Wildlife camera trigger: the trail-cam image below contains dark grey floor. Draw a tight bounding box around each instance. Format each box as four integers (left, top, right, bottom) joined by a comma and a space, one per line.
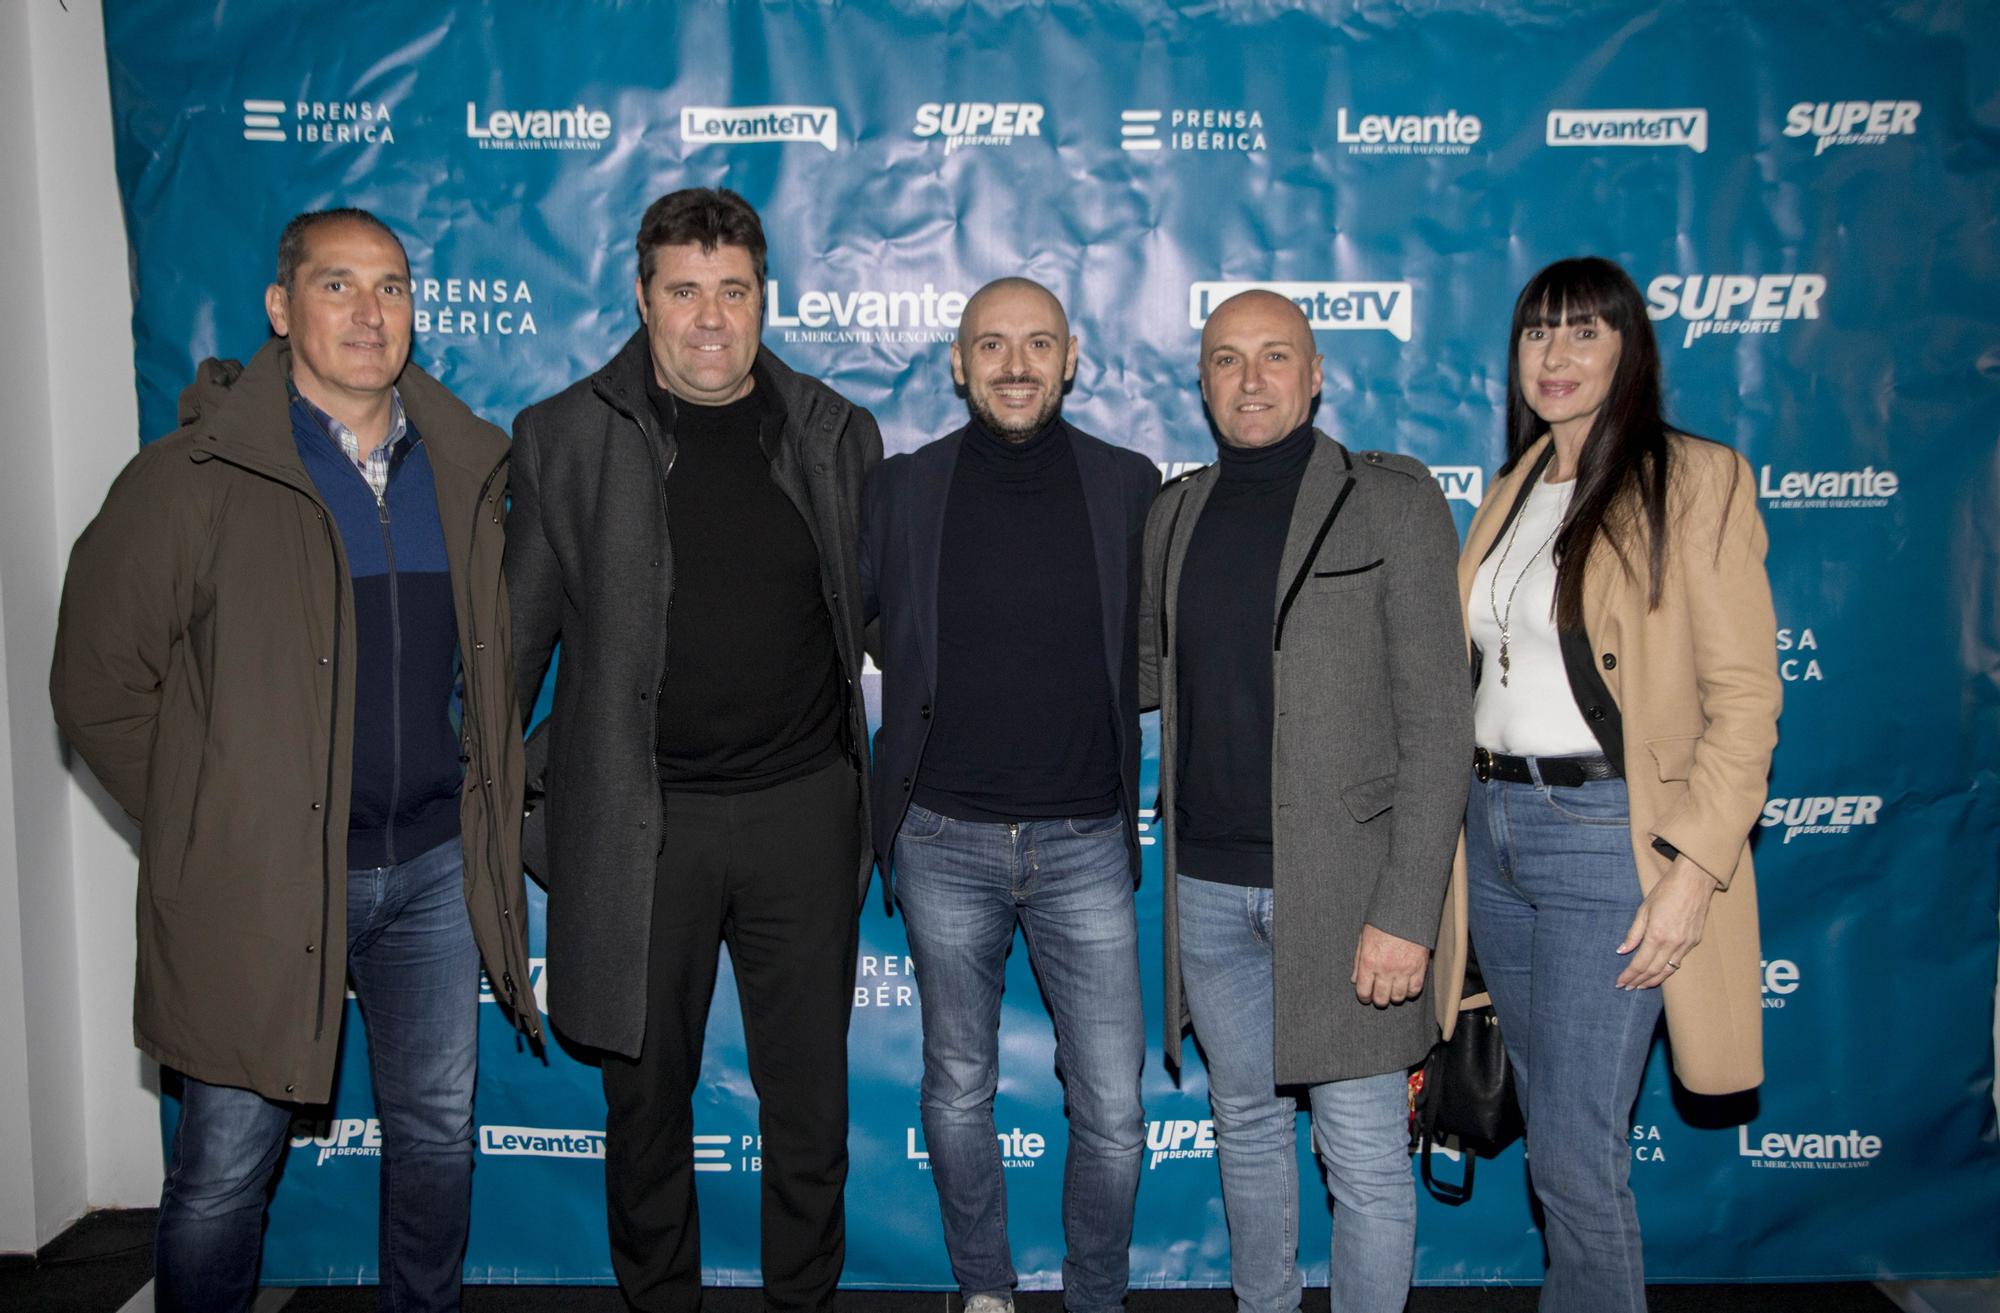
0, 1210, 1905, 1313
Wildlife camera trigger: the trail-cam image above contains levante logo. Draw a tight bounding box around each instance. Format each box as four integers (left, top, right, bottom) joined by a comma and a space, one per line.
1335, 106, 1482, 156
1738, 1125, 1882, 1169
1546, 108, 1707, 152
765, 279, 968, 345
464, 101, 611, 150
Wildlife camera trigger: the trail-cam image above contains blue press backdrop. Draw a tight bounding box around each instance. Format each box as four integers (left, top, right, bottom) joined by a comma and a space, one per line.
100, 0, 2000, 1288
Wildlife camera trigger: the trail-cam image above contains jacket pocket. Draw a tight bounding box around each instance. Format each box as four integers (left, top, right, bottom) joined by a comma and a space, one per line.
1645, 734, 1700, 782
1341, 771, 1398, 823
1312, 558, 1384, 579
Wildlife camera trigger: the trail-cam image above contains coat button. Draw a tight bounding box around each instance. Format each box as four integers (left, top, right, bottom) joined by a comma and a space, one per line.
285, 1084, 296, 1094
639, 691, 649, 701
305, 943, 315, 954
311, 801, 322, 811
1588, 706, 1606, 721
919, 704, 931, 719
639, 819, 648, 828
1601, 652, 1617, 670
318, 657, 329, 666
475, 641, 486, 651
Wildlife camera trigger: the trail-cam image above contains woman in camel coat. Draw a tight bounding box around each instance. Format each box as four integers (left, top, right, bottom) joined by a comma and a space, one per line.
1431, 257, 1781, 1313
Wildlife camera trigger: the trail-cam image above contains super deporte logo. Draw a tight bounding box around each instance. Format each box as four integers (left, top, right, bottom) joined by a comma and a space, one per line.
681, 105, 838, 151
1546, 108, 1707, 153
1784, 101, 1920, 156
1645, 274, 1825, 349
289, 1117, 380, 1167
1189, 281, 1413, 342
1760, 795, 1882, 844
1146, 1118, 1216, 1169
913, 102, 1045, 153
465, 101, 611, 150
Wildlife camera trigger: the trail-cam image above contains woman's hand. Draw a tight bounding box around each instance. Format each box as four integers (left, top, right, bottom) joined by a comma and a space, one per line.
1616, 855, 1718, 989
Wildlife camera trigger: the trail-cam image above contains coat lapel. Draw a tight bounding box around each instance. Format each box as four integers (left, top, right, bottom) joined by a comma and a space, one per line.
1272, 432, 1356, 650
1160, 466, 1219, 662
906, 431, 962, 694
1069, 428, 1126, 693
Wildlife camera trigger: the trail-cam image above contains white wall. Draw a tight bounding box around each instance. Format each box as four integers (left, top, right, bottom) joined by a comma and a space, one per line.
0, 0, 157, 1255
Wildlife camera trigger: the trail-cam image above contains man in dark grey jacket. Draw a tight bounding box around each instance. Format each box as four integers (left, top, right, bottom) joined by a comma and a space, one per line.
506, 188, 880, 1313
1138, 290, 1470, 1313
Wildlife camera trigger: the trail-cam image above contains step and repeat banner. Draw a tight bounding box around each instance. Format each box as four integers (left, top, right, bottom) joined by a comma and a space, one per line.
103, 0, 1998, 1290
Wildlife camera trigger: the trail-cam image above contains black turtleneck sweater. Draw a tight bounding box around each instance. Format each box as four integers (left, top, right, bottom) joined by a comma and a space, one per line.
914, 420, 1120, 822
1175, 422, 1315, 886
647, 369, 843, 793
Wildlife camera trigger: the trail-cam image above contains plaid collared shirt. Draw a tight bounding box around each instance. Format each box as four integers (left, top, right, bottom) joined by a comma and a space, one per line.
295, 388, 411, 502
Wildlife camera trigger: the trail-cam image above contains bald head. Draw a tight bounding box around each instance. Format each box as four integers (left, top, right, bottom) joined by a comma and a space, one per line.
951, 277, 1079, 439
958, 277, 1069, 347
1199, 289, 1323, 448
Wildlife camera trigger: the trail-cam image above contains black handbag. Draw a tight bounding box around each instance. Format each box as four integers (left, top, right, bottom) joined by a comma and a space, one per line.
1411, 954, 1523, 1204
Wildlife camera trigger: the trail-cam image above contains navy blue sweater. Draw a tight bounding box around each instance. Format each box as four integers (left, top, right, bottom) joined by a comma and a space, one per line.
293, 399, 463, 868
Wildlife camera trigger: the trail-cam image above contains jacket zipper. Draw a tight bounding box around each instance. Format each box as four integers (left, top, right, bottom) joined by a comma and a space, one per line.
313, 506, 341, 1042
376, 487, 403, 864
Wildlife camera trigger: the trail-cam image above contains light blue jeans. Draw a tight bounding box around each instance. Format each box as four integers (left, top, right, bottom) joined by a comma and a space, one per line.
1464, 768, 1663, 1313
1175, 875, 1416, 1313
155, 836, 480, 1313
893, 804, 1146, 1313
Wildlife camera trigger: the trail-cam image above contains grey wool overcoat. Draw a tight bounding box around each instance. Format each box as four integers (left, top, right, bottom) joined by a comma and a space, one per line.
1139, 431, 1472, 1085
507, 330, 882, 1059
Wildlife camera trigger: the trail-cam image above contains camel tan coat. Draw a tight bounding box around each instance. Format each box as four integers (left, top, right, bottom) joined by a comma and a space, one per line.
1431, 432, 1779, 1095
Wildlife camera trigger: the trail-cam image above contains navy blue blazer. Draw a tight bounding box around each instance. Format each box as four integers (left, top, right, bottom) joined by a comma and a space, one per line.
860, 420, 1161, 897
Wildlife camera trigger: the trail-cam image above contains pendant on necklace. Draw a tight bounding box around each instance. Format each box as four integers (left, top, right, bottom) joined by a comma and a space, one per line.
1498, 637, 1511, 687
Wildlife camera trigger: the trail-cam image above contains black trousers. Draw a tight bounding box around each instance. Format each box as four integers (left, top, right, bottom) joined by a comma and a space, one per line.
601, 757, 863, 1313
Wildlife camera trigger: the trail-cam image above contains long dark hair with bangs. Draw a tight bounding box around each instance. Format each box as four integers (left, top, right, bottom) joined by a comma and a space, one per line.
1503, 256, 1672, 630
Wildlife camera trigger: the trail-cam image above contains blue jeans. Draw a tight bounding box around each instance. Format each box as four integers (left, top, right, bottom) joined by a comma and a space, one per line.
1175, 876, 1415, 1313
893, 805, 1145, 1313
1463, 769, 1662, 1313
154, 836, 481, 1313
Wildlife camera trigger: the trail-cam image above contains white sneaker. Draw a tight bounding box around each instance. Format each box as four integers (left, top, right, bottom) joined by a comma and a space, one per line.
963, 1295, 1014, 1313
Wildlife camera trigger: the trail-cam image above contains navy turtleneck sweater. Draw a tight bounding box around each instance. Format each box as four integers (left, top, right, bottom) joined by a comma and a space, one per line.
1175, 422, 1315, 886
914, 418, 1120, 822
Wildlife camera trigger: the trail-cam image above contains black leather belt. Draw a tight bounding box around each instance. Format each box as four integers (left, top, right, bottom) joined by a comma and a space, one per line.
1474, 747, 1621, 787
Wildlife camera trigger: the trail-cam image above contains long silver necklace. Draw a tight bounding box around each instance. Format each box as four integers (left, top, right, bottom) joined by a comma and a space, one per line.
1487, 485, 1564, 687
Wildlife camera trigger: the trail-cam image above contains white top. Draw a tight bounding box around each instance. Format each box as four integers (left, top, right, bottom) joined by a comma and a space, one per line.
1468, 473, 1602, 757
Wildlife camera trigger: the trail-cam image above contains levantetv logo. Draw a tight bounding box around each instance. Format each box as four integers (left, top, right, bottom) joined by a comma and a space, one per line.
1645, 274, 1826, 349
1784, 101, 1920, 156
465, 102, 611, 150
1335, 107, 1481, 155
479, 1125, 606, 1159
681, 105, 838, 151
1429, 466, 1483, 505
1547, 108, 1707, 153
1189, 281, 1413, 342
